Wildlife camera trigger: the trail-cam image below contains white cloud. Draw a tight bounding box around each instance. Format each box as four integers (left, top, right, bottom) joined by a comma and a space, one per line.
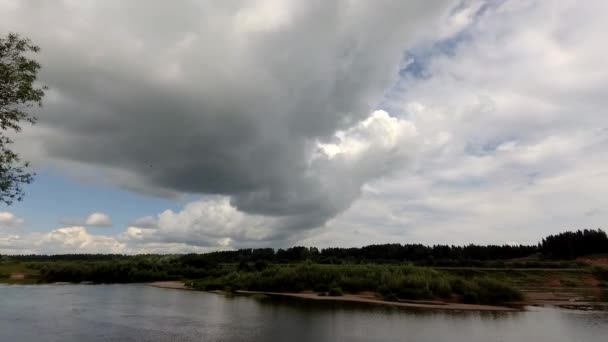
0, 226, 225, 255
61, 212, 113, 227
0, 227, 125, 254
123, 196, 282, 248
85, 212, 113, 227
310, 0, 608, 246
0, 212, 25, 228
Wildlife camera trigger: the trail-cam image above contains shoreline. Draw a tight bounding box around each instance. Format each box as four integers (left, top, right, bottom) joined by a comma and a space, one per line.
147, 281, 519, 312
148, 281, 193, 290
148, 281, 608, 311
235, 290, 521, 312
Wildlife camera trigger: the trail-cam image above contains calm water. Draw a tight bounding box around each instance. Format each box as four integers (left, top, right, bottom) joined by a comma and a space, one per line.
1, 284, 607, 342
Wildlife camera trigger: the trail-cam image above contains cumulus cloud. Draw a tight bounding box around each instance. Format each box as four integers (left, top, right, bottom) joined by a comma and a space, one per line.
0, 0, 451, 241
130, 216, 158, 229
0, 212, 25, 229
0, 225, 232, 255
0, 227, 125, 254
85, 212, 113, 227
123, 197, 278, 249
61, 212, 113, 227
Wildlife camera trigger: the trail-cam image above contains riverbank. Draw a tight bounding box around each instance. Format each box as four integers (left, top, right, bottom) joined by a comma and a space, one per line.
148, 281, 192, 290
149, 280, 608, 311
236, 290, 521, 311
148, 281, 518, 311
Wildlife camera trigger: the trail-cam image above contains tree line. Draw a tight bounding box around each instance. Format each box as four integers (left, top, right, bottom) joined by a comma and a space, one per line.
4, 229, 606, 265
540, 229, 608, 259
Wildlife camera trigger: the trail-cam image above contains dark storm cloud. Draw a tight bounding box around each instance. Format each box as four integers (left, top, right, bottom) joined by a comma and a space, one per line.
1, 0, 451, 231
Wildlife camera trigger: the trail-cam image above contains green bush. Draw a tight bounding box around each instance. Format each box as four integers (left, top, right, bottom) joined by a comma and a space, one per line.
328, 287, 343, 296
474, 278, 523, 304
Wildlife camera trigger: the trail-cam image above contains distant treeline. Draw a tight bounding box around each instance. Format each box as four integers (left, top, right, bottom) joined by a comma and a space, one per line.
540, 229, 608, 259
2, 229, 607, 265
0, 229, 606, 291
179, 244, 540, 267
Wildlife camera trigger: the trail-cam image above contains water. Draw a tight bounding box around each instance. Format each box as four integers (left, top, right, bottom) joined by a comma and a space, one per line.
1, 284, 607, 342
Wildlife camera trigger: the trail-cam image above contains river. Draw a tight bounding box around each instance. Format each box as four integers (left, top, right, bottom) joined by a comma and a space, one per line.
1, 284, 607, 341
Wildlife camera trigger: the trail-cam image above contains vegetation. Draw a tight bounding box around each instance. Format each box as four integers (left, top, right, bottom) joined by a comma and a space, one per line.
2, 229, 608, 306
0, 33, 46, 204
5, 229, 606, 267
189, 263, 522, 304
540, 229, 608, 259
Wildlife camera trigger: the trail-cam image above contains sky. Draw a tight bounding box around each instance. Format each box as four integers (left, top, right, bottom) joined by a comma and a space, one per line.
1, 0, 607, 254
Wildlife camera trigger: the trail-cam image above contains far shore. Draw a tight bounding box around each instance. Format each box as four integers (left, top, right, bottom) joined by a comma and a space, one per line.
148, 281, 193, 290
147, 281, 519, 312
148, 281, 608, 312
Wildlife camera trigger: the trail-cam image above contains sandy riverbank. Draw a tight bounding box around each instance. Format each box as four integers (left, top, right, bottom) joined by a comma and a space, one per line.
148, 281, 193, 290
147, 281, 519, 311
148, 281, 608, 311
236, 290, 521, 311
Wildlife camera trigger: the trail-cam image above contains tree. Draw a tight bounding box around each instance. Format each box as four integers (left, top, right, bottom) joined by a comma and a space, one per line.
0, 33, 46, 204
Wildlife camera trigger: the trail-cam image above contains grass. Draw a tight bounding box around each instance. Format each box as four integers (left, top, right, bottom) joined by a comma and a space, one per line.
0, 262, 40, 284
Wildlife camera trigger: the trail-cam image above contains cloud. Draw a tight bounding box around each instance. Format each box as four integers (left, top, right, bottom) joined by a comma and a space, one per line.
61, 212, 113, 227
85, 212, 113, 227
0, 226, 225, 255
303, 0, 608, 246
0, 212, 24, 228
130, 216, 157, 229
1, 0, 452, 240
122, 196, 283, 249
2, 0, 608, 254
0, 227, 125, 254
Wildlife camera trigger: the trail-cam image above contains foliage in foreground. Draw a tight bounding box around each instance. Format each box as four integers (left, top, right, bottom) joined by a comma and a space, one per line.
0, 33, 46, 204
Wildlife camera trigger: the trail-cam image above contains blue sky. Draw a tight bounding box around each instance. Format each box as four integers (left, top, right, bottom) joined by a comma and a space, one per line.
5, 170, 180, 235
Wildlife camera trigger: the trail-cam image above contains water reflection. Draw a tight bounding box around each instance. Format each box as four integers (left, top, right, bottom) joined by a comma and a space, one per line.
0, 284, 606, 342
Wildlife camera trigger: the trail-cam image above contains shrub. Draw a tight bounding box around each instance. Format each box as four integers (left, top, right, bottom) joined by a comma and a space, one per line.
328, 287, 343, 296
474, 278, 523, 304
429, 277, 452, 298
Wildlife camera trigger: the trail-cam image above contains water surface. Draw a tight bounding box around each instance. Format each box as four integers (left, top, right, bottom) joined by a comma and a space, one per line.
1, 284, 607, 341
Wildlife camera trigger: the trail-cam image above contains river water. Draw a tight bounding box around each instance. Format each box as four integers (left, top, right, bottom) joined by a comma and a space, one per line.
1, 284, 607, 341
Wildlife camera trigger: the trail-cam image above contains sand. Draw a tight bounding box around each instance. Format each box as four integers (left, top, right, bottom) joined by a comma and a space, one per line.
236, 290, 521, 311
148, 281, 192, 290
147, 281, 519, 311
148, 281, 608, 311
